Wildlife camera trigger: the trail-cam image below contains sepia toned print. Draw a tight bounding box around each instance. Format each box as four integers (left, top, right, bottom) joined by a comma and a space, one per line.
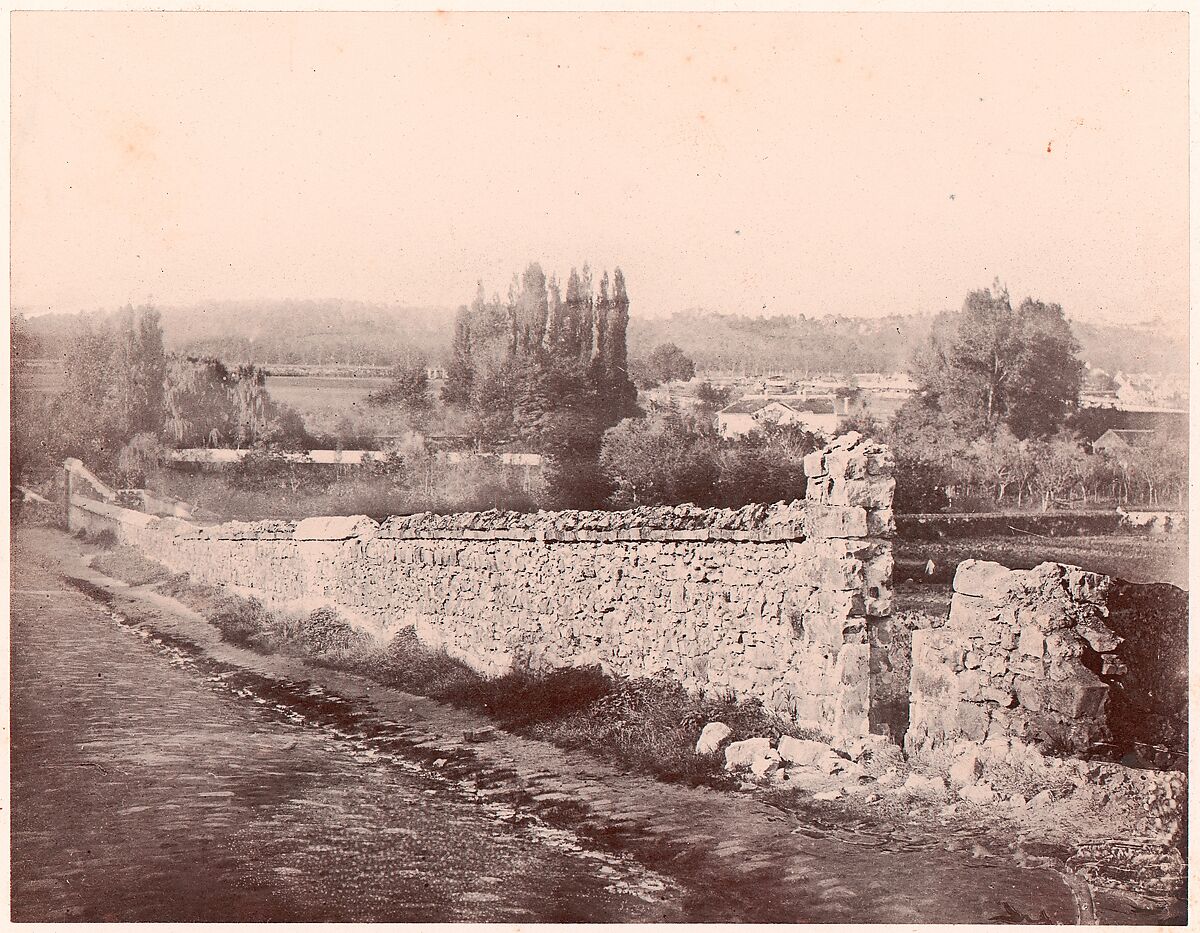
9, 10, 1188, 924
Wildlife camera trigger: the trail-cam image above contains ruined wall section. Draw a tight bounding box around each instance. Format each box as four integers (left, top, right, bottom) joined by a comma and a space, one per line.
68, 433, 895, 741
907, 559, 1148, 757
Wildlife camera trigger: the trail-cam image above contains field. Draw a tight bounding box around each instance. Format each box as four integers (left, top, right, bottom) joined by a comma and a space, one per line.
263, 374, 391, 411
894, 530, 1188, 619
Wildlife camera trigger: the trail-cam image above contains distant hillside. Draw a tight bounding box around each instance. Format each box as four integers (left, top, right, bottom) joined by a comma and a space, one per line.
627, 311, 937, 374
12, 302, 1187, 378
629, 309, 1187, 378
1070, 316, 1188, 377
13, 301, 458, 367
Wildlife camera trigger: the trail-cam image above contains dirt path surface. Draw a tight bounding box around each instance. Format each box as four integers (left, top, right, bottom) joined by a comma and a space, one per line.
10, 527, 1168, 923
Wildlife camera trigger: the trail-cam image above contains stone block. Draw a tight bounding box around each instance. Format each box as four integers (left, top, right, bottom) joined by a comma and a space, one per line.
1013, 677, 1048, 713
1065, 567, 1110, 605
1076, 617, 1121, 654
1018, 625, 1045, 658
825, 476, 896, 510
962, 670, 991, 702
865, 507, 896, 537
953, 560, 1016, 600
695, 721, 733, 754
956, 701, 991, 742
957, 782, 999, 805
725, 737, 772, 770
1048, 670, 1109, 720
947, 595, 990, 635
777, 736, 835, 767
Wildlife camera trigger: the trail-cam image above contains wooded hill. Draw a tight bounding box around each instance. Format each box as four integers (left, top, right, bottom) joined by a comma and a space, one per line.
13, 302, 1188, 378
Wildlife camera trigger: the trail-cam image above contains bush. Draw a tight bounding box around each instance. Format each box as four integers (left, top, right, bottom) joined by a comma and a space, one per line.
90, 529, 118, 550
443, 665, 613, 731
207, 594, 274, 647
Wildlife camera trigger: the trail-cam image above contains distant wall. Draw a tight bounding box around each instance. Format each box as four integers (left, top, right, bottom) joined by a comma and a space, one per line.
68, 433, 897, 741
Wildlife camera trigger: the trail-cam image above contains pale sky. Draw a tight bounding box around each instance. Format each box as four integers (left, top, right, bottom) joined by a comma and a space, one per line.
10, 12, 1190, 323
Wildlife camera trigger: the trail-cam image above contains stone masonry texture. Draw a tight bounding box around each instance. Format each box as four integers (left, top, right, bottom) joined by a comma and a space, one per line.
906, 558, 1187, 758
66, 433, 896, 741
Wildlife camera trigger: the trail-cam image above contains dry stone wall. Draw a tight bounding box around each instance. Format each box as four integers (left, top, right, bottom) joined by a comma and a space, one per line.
67, 433, 896, 741
907, 558, 1186, 759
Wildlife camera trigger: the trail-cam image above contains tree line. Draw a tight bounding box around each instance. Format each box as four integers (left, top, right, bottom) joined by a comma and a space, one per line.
850, 281, 1186, 512
11, 306, 312, 484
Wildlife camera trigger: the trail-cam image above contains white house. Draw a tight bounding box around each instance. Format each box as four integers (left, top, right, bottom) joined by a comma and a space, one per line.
716, 397, 840, 438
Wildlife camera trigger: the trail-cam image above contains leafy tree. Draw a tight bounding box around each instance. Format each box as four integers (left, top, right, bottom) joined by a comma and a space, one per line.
110, 306, 167, 436
837, 411, 884, 442
694, 381, 732, 414
116, 433, 167, 487
892, 453, 951, 513
602, 269, 638, 420
1027, 432, 1088, 511
914, 282, 1083, 440
164, 356, 238, 447
448, 262, 638, 504
631, 342, 696, 388
1120, 435, 1188, 507
229, 364, 272, 448
599, 410, 720, 507
369, 354, 432, 414
442, 303, 475, 405
46, 307, 167, 470
968, 427, 1026, 503
715, 423, 819, 505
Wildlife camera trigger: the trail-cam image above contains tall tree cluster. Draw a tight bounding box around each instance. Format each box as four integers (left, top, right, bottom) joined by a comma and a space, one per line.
441, 262, 638, 502
46, 306, 168, 469
31, 308, 309, 477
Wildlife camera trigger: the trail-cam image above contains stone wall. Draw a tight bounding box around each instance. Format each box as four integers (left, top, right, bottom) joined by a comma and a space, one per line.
907, 558, 1187, 759
67, 433, 896, 741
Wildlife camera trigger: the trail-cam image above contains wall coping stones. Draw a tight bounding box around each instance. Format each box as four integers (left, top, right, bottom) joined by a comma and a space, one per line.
70, 494, 158, 528
293, 515, 379, 541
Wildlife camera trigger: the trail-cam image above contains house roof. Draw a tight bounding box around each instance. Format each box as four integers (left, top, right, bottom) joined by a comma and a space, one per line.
719, 398, 772, 415
719, 396, 837, 416
795, 397, 835, 415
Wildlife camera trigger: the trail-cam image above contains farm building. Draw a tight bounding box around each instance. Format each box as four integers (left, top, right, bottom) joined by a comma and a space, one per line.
716, 396, 840, 438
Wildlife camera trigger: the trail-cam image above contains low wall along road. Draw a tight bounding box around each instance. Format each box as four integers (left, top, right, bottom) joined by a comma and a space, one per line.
67, 434, 896, 742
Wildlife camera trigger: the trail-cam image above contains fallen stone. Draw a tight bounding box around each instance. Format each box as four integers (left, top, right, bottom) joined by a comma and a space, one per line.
813, 789, 842, 801
835, 761, 867, 782
817, 751, 847, 775
837, 733, 893, 762
939, 804, 959, 817
725, 737, 772, 770
902, 773, 947, 796
785, 771, 830, 793
1028, 789, 1055, 809
695, 721, 733, 754
777, 736, 833, 767
958, 782, 998, 805
750, 753, 781, 778
1010, 794, 1028, 810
